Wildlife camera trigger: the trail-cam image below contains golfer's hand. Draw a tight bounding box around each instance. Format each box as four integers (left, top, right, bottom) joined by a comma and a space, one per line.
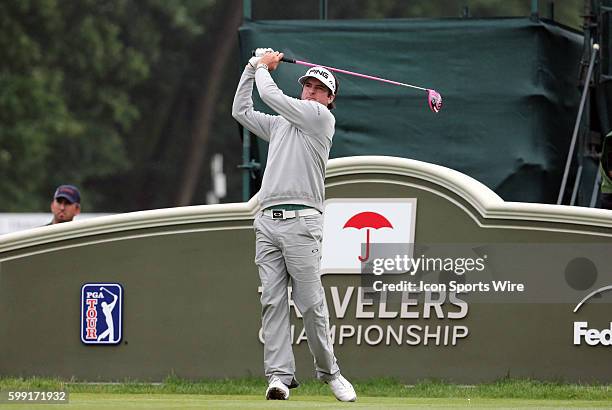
259, 51, 284, 71
254, 48, 274, 57
248, 48, 274, 68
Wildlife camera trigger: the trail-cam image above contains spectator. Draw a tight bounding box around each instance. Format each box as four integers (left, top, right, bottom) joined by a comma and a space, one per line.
48, 185, 81, 225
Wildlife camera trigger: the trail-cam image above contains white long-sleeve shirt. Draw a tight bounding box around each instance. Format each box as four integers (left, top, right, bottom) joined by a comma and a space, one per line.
232, 65, 335, 212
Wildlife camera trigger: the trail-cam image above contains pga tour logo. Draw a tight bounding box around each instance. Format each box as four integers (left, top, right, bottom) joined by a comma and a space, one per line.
321, 198, 416, 274
81, 283, 123, 345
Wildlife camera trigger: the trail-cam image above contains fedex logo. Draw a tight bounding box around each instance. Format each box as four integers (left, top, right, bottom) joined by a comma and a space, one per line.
572, 285, 612, 347
574, 322, 612, 346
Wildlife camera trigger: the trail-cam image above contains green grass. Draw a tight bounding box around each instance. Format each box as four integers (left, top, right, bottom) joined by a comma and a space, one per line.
0, 378, 611, 409
1, 376, 612, 401
2, 394, 612, 409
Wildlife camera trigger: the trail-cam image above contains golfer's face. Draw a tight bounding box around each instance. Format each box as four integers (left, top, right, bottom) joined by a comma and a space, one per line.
301, 78, 334, 107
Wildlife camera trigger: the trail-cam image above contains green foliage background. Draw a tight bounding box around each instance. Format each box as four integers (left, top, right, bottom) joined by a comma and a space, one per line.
0, 0, 584, 212
0, 0, 218, 211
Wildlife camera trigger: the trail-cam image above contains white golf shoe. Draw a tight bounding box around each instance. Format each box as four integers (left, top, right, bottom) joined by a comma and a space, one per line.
328, 374, 357, 402
265, 376, 289, 400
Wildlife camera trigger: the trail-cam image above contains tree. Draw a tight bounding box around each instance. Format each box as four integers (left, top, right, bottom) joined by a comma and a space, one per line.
0, 0, 216, 212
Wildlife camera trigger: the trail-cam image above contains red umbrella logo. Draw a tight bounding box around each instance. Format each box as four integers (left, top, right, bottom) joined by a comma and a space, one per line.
343, 211, 393, 262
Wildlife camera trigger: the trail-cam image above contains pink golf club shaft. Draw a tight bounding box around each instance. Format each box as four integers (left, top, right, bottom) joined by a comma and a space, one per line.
280, 55, 443, 113
282, 57, 428, 92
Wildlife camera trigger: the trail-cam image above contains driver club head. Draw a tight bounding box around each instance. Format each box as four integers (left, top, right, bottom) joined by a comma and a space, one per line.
427, 89, 443, 113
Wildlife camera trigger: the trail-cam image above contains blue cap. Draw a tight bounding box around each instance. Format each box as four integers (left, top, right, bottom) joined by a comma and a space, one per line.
53, 185, 81, 204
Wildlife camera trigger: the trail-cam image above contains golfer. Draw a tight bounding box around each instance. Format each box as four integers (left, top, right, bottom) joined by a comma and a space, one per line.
97, 287, 118, 342
232, 49, 356, 402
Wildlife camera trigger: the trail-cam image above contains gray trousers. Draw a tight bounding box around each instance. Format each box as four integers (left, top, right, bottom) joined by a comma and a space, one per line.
254, 212, 340, 385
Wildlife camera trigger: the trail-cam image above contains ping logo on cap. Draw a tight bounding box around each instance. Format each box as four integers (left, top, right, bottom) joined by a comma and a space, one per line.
298, 66, 336, 95
309, 68, 329, 79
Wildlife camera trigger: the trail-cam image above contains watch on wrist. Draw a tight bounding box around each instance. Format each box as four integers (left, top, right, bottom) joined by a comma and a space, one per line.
257, 63, 269, 71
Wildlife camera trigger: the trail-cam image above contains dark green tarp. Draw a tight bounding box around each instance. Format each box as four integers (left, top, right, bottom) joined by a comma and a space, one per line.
238, 18, 583, 203
601, 131, 612, 193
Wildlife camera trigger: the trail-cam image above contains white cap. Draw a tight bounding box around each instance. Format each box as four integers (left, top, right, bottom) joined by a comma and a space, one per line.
298, 66, 336, 95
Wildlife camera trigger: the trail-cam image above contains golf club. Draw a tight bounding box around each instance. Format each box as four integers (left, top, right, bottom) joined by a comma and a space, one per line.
281, 56, 442, 113
251, 50, 442, 112
257, 52, 443, 113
